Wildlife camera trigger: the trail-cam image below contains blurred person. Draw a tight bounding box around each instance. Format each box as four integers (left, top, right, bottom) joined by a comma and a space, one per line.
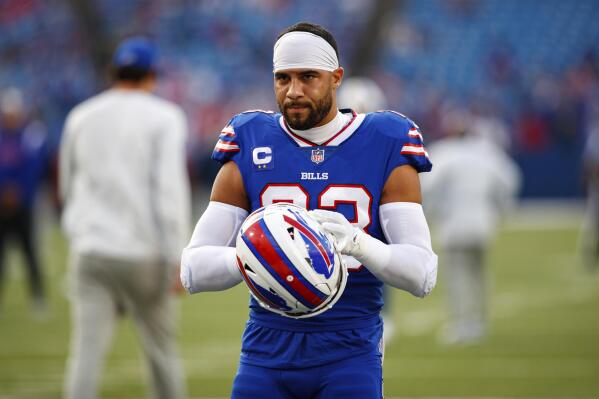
581, 112, 599, 271
59, 37, 190, 399
0, 87, 48, 315
181, 22, 437, 399
337, 76, 387, 114
337, 75, 398, 343
469, 110, 512, 150
422, 108, 521, 345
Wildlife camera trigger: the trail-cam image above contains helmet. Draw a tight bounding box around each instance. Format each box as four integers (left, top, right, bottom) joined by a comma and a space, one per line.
337, 76, 387, 113
235, 203, 347, 318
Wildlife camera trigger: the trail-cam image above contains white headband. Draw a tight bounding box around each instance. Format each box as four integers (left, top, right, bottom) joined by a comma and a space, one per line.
273, 31, 339, 72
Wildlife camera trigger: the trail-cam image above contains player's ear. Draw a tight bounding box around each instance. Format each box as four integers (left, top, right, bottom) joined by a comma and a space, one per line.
332, 67, 344, 89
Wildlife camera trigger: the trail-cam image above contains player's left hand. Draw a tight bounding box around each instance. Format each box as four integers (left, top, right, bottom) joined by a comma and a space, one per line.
309, 209, 365, 257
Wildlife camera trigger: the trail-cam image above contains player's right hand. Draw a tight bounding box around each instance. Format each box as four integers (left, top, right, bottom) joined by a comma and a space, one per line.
309, 209, 365, 257
171, 264, 186, 295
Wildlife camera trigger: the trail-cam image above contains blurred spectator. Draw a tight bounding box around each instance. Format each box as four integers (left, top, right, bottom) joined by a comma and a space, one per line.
422, 108, 521, 344
580, 110, 599, 271
0, 87, 48, 316
469, 108, 512, 150
59, 37, 190, 399
337, 76, 387, 112
1, 1, 598, 198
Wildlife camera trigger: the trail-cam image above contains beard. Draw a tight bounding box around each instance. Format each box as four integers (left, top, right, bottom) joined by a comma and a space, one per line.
279, 92, 333, 130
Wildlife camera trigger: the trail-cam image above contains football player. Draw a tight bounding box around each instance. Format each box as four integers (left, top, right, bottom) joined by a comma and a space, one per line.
181, 22, 438, 399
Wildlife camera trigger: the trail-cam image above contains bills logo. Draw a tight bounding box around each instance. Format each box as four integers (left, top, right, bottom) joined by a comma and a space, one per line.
301, 172, 328, 180
311, 149, 325, 164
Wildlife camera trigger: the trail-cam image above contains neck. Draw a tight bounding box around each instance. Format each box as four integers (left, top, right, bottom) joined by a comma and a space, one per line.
113, 79, 155, 92
288, 109, 352, 145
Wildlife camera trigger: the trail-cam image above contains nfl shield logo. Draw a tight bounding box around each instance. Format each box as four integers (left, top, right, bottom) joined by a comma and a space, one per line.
311, 149, 325, 164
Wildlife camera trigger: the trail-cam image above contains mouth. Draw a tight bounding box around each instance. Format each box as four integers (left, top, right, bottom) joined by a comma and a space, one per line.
286, 103, 310, 111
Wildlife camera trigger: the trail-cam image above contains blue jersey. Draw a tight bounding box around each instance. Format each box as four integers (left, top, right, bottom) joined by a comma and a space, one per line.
212, 109, 431, 367
213, 108, 431, 327
0, 124, 47, 210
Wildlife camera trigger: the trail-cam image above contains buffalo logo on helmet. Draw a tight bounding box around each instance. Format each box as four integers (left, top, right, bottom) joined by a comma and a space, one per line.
235, 203, 347, 318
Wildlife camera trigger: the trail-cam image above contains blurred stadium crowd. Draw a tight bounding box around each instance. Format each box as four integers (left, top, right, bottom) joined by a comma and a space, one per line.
2, 2, 599, 397
1, 0, 599, 197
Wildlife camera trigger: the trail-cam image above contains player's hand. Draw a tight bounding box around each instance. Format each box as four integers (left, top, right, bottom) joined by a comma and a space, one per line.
171, 264, 186, 295
309, 209, 365, 257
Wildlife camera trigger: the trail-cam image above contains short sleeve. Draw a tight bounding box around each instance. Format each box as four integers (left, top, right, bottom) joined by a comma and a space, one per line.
211, 116, 241, 164
395, 122, 432, 173
378, 112, 432, 174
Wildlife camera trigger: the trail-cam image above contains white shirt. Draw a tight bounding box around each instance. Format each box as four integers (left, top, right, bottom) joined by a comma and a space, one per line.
287, 110, 352, 144
421, 135, 521, 247
59, 89, 191, 264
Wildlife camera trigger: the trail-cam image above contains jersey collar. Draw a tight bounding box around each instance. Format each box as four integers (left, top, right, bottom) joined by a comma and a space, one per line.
279, 109, 365, 147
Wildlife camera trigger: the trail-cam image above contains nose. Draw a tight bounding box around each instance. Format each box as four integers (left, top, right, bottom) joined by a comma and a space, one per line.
286, 77, 304, 100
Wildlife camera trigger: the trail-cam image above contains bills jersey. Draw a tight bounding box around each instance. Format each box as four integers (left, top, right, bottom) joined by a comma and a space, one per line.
212, 108, 431, 329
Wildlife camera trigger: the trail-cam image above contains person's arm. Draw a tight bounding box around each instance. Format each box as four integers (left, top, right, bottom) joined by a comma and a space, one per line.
153, 109, 192, 269
180, 161, 249, 293
18, 121, 48, 207
492, 151, 522, 215
311, 164, 437, 297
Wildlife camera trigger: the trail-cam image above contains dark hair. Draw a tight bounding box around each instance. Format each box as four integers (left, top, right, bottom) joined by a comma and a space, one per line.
277, 22, 339, 60
112, 66, 155, 83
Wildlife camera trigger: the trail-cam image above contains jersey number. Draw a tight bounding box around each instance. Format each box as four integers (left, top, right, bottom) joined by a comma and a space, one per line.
260, 184, 373, 270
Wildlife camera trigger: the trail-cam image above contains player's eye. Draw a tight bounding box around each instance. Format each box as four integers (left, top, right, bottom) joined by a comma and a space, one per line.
275, 73, 289, 83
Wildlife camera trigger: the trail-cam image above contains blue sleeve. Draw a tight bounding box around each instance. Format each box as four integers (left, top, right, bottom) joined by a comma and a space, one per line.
211, 115, 242, 165
378, 111, 433, 174
21, 138, 48, 207
211, 111, 275, 165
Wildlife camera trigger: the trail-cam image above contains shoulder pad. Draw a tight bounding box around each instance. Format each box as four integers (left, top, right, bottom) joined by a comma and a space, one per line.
212, 110, 276, 163
370, 111, 431, 170
229, 109, 276, 129
369, 110, 422, 140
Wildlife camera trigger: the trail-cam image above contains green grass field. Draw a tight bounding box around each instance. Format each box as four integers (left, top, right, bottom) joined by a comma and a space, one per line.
1, 211, 598, 398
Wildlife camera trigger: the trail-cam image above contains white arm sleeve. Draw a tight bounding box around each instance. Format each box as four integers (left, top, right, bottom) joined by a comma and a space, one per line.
180, 201, 248, 293
353, 202, 438, 298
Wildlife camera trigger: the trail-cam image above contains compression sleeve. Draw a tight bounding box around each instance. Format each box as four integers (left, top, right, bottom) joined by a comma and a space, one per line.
353, 202, 438, 297
180, 201, 248, 293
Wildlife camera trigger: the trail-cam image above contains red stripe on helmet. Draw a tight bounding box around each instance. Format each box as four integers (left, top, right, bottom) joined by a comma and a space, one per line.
244, 221, 324, 307
283, 215, 331, 267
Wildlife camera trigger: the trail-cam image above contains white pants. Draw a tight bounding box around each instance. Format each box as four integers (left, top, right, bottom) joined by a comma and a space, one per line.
64, 252, 186, 399
443, 245, 487, 342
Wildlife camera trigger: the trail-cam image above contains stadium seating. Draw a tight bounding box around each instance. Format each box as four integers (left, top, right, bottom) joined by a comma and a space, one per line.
1, 0, 598, 197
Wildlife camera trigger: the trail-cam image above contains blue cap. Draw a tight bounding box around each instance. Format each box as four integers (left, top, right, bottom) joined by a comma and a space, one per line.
112, 37, 158, 71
